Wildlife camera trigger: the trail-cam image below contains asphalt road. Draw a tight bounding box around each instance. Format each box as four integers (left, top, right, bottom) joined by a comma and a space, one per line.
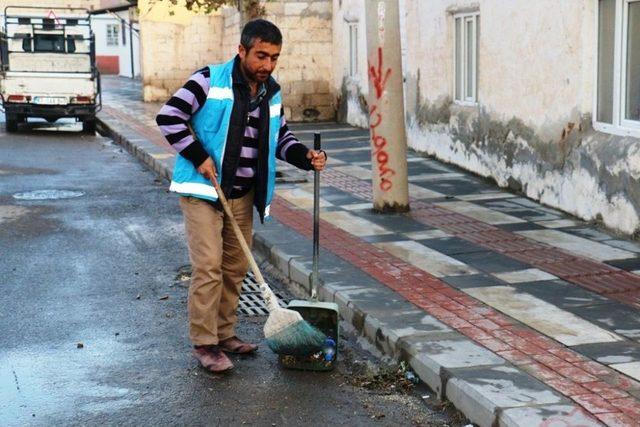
0, 120, 462, 426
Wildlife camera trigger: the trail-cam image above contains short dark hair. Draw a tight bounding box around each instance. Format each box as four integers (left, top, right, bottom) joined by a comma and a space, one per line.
240, 19, 282, 51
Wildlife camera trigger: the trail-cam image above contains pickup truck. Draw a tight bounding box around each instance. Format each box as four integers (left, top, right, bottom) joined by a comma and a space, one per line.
0, 6, 101, 133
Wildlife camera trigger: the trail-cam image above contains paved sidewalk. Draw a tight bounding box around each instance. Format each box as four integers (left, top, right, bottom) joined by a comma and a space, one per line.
98, 76, 640, 427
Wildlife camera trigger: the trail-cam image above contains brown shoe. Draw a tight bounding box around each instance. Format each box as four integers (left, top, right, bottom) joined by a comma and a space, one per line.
219, 336, 258, 354
192, 346, 234, 372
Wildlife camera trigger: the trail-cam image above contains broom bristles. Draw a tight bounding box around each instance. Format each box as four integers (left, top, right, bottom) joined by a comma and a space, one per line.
264, 308, 327, 355
266, 320, 327, 355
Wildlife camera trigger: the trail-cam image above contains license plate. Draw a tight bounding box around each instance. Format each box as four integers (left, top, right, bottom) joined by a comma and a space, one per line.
32, 96, 67, 105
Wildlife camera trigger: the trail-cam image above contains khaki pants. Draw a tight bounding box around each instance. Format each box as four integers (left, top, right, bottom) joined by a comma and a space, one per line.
179, 191, 254, 346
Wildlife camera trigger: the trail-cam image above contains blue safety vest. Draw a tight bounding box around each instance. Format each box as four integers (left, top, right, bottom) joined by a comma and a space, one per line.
169, 58, 281, 218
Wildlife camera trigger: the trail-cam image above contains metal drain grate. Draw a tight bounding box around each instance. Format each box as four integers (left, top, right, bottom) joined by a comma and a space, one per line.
238, 272, 288, 316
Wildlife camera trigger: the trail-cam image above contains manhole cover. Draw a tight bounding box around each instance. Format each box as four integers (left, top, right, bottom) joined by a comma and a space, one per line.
13, 190, 85, 200
239, 272, 288, 316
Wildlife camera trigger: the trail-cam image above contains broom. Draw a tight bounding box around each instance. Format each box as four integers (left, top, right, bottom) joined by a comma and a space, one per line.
208, 170, 326, 355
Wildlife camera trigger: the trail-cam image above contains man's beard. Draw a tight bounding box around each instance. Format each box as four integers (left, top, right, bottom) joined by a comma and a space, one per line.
241, 62, 269, 83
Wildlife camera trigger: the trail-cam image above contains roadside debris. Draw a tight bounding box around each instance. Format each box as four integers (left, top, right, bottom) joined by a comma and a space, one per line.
346, 359, 417, 394
159, 295, 169, 300
76, 343, 84, 349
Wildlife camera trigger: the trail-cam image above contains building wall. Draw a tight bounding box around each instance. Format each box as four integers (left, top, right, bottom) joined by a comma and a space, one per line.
138, 0, 224, 101
92, 12, 141, 78
333, 0, 640, 236
138, 0, 334, 121
263, 0, 334, 121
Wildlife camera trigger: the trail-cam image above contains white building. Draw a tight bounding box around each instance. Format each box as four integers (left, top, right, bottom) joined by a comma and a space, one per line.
333, 0, 640, 237
90, 3, 139, 78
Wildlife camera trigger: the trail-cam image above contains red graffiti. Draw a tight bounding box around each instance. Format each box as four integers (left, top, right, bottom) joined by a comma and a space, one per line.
369, 105, 396, 191
368, 48, 396, 192
368, 47, 392, 99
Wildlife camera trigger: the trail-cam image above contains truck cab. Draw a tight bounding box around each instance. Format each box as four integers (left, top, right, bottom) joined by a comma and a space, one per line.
0, 6, 101, 133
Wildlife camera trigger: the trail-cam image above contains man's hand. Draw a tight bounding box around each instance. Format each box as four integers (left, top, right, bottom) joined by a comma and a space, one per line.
197, 157, 217, 182
307, 149, 327, 172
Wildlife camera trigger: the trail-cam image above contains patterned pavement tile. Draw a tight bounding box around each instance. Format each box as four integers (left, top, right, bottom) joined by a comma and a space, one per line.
610, 362, 640, 382
320, 210, 393, 237
572, 341, 640, 365
453, 251, 532, 273
441, 273, 509, 289
535, 219, 583, 228
516, 229, 636, 262
417, 236, 488, 256
514, 280, 611, 309
464, 286, 623, 346
563, 302, 640, 341
494, 268, 559, 284
434, 201, 526, 225
374, 240, 478, 278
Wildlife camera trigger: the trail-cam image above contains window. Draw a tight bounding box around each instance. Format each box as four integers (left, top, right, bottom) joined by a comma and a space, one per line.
595, 0, 640, 135
454, 12, 479, 104
106, 24, 119, 46
348, 23, 358, 77
34, 34, 65, 52
15, 33, 32, 52
66, 35, 82, 53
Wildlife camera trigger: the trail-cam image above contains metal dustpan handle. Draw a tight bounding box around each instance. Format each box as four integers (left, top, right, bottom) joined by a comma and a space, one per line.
311, 132, 321, 301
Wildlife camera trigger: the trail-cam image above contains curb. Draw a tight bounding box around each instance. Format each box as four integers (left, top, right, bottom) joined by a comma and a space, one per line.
97, 113, 604, 427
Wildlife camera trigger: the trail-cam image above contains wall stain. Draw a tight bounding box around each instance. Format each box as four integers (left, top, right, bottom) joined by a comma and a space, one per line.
403, 76, 640, 236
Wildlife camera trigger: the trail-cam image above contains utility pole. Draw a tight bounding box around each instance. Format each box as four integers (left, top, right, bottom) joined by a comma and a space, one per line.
364, 0, 409, 213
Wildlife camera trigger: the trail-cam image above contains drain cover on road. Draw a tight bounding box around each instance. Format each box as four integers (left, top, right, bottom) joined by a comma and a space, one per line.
239, 272, 289, 316
13, 190, 84, 200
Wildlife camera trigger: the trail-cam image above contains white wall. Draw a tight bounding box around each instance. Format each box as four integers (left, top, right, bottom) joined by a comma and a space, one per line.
332, 0, 368, 127
91, 11, 140, 78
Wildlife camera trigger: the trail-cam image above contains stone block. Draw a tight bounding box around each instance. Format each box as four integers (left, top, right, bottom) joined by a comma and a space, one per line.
400, 337, 506, 398
284, 2, 309, 16
288, 256, 313, 293
363, 309, 454, 359
446, 366, 566, 427
499, 405, 602, 427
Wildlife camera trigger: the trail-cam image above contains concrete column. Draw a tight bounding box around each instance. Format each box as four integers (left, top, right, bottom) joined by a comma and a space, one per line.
364, 0, 410, 213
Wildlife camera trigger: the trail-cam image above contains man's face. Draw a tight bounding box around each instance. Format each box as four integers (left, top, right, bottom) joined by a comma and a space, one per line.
238, 39, 282, 83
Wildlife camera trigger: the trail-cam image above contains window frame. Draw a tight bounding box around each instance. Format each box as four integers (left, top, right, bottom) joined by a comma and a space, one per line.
453, 11, 479, 106
594, 0, 640, 137
106, 23, 119, 47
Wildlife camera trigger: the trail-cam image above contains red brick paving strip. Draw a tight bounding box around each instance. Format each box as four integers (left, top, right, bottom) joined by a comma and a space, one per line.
322, 169, 640, 309
271, 196, 640, 425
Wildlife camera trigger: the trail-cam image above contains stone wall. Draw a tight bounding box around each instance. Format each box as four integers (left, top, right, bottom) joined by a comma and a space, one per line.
264, 0, 334, 121
138, 0, 225, 102
139, 0, 335, 121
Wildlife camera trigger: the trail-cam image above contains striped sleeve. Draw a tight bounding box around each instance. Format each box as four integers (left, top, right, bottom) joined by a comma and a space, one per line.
155, 67, 210, 168
276, 107, 313, 171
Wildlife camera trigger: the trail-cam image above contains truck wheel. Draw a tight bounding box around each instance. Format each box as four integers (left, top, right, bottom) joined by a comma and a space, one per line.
5, 115, 18, 133
82, 119, 96, 134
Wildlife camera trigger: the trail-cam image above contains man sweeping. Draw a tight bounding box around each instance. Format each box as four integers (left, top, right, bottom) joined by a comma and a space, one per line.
156, 19, 327, 373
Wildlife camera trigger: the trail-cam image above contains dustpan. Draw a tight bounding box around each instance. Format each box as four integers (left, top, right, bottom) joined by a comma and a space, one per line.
280, 133, 340, 371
